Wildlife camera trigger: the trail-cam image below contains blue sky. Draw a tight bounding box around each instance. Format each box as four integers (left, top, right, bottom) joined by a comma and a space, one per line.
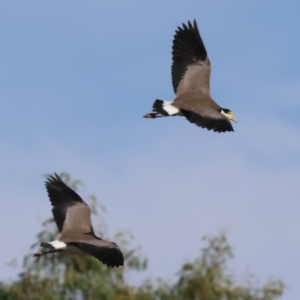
0, 1, 299, 299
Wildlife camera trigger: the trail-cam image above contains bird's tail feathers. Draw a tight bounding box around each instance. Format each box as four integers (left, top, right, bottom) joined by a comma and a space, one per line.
40, 240, 67, 250
153, 99, 180, 116
40, 242, 55, 249
143, 99, 180, 118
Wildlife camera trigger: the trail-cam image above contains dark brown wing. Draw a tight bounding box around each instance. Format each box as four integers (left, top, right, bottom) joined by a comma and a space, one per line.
172, 20, 211, 96
181, 109, 234, 133
45, 173, 92, 233
68, 241, 124, 267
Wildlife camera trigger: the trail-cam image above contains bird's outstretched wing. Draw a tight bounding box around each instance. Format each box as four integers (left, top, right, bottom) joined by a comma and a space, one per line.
68, 241, 124, 267
172, 20, 211, 96
181, 109, 234, 133
45, 173, 92, 234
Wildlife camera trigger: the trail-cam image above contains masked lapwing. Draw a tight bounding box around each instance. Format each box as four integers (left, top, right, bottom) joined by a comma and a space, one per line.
144, 20, 237, 133
32, 173, 124, 268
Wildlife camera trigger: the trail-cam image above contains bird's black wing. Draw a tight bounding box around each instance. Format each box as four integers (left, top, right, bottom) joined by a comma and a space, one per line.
172, 20, 211, 95
181, 109, 234, 133
45, 173, 85, 232
68, 242, 124, 268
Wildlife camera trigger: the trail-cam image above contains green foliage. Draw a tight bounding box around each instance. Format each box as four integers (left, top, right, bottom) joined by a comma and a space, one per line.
0, 173, 285, 300
171, 233, 285, 300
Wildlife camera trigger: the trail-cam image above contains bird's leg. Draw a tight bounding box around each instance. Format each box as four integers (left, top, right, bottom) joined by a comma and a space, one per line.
32, 249, 64, 257
143, 113, 163, 118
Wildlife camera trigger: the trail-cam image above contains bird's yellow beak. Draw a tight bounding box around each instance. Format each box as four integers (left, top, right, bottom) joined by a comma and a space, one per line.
230, 113, 238, 123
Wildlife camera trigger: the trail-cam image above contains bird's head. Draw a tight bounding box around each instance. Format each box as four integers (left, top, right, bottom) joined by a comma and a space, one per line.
220, 108, 237, 123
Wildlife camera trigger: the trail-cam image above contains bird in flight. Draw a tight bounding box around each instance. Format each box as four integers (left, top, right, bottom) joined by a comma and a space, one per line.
33, 173, 124, 268
144, 20, 237, 133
